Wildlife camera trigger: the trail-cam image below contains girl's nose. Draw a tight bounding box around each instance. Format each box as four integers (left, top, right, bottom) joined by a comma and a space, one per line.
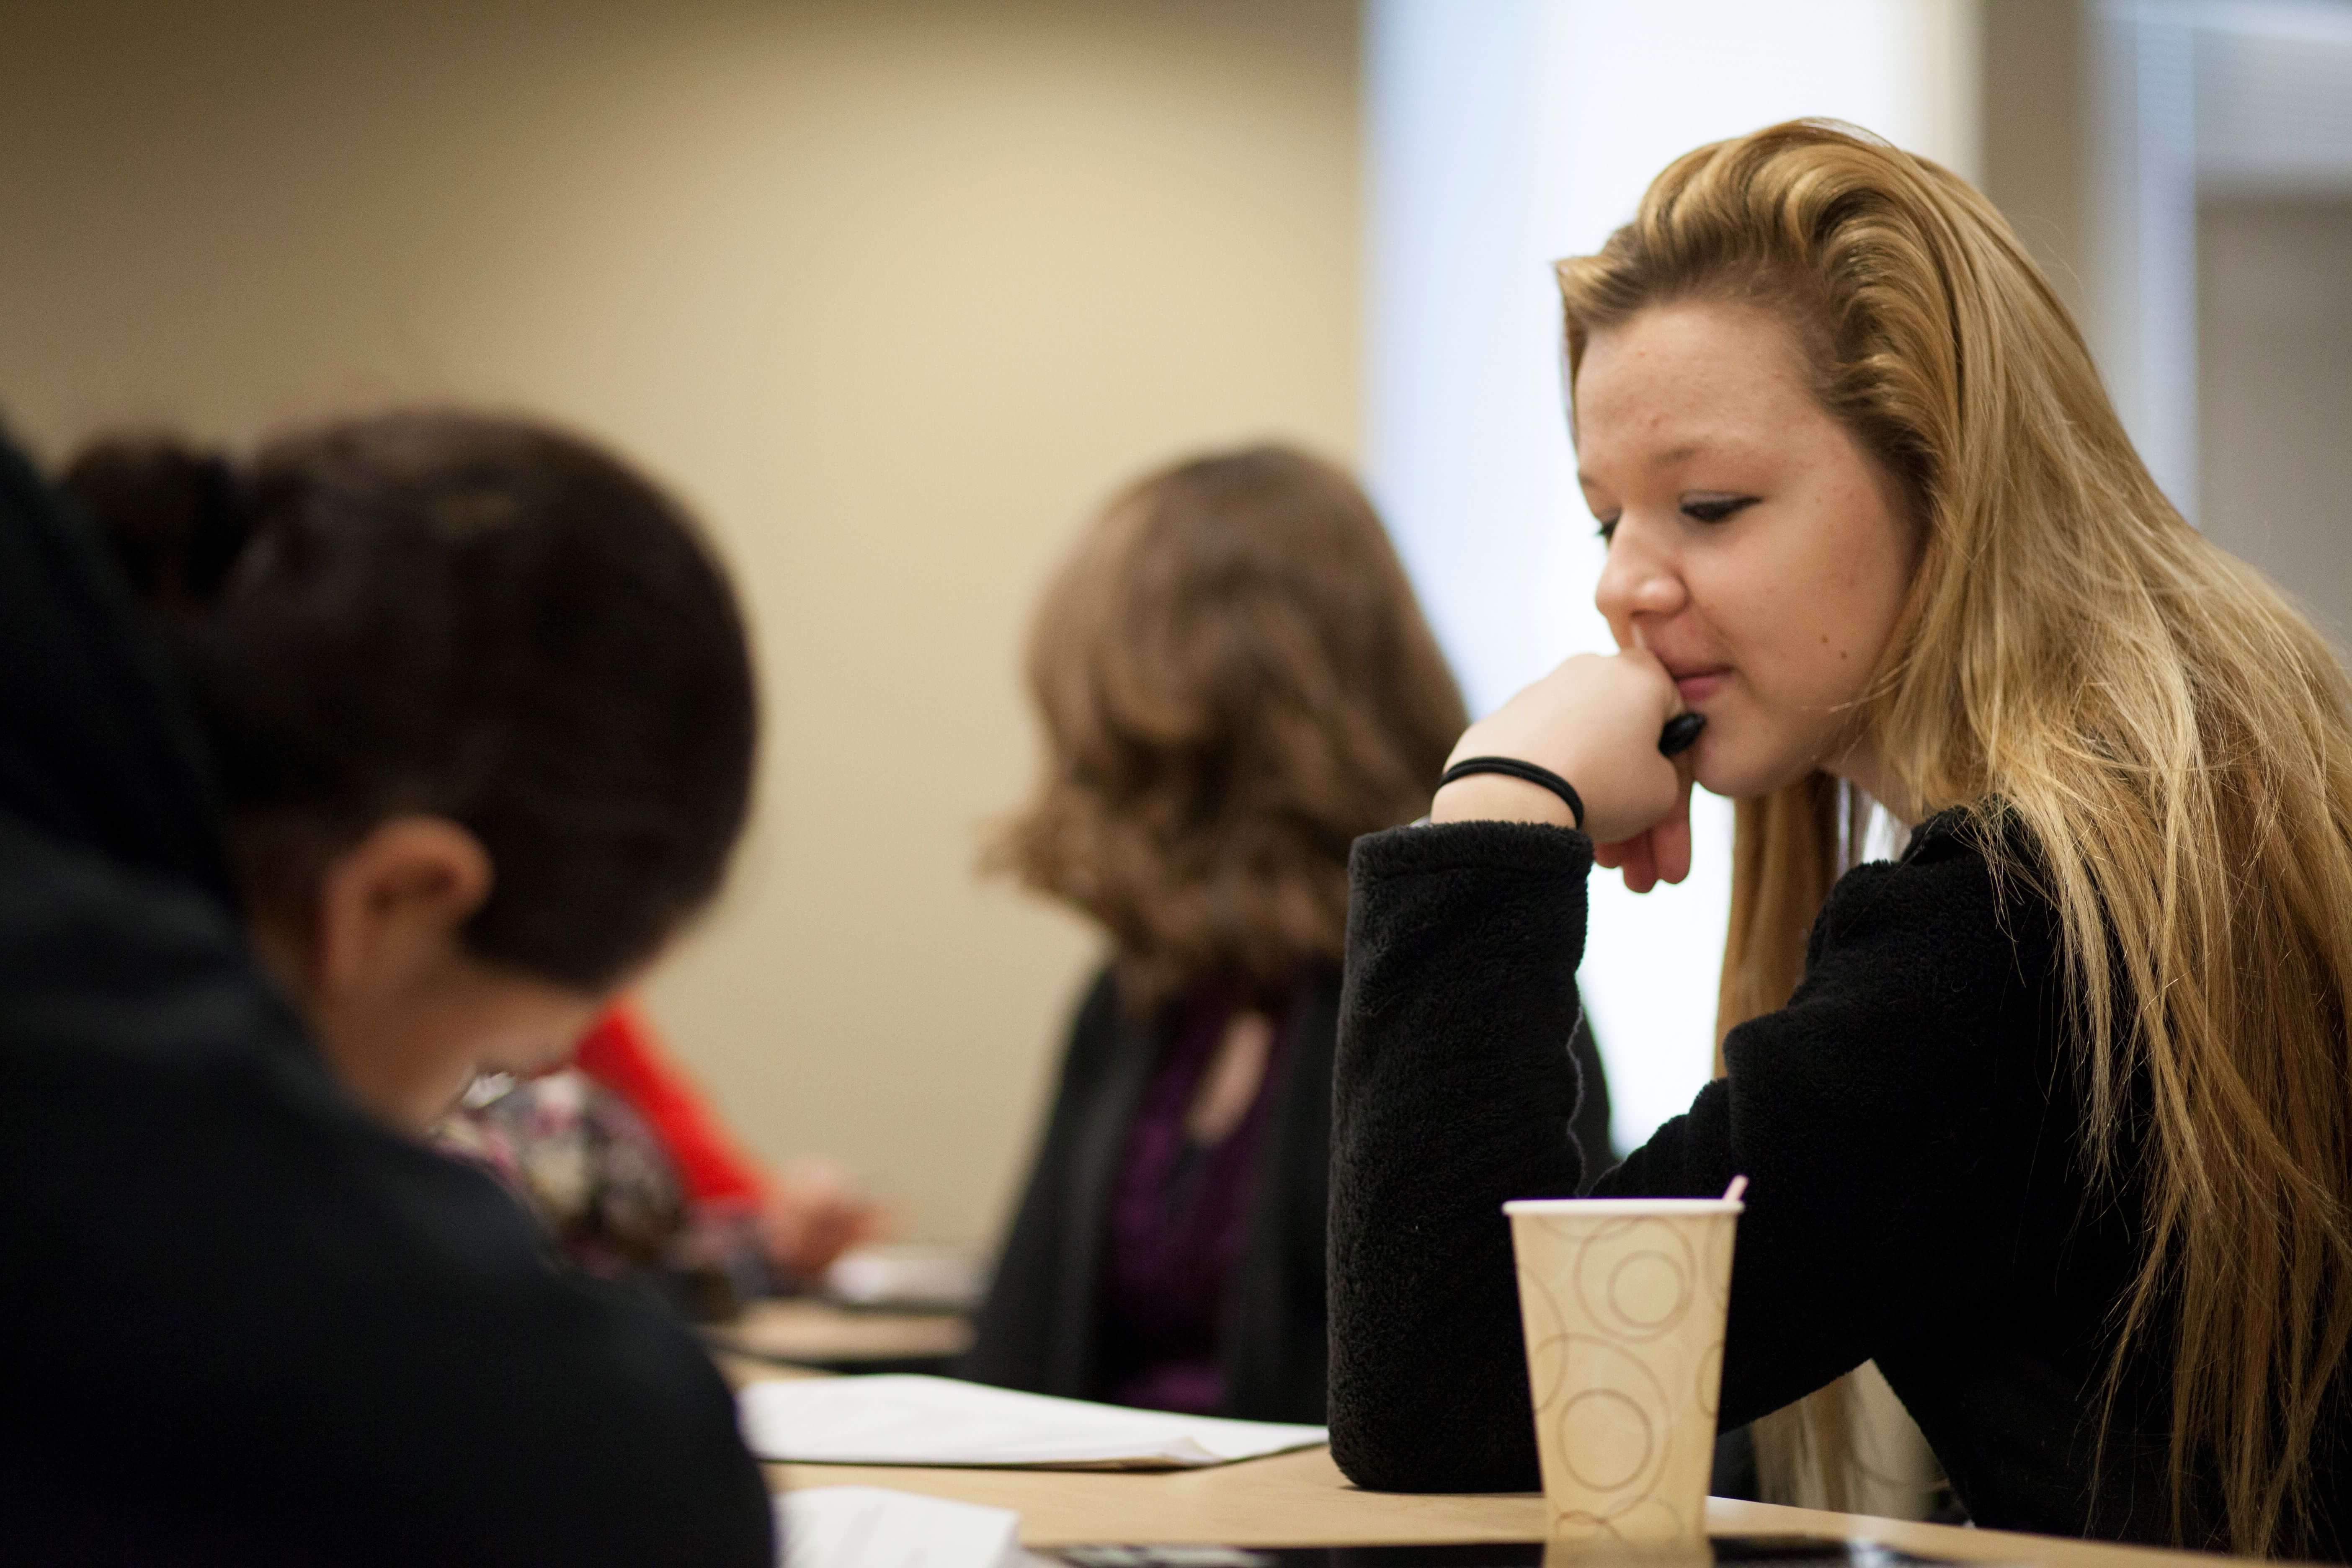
1594, 522, 1687, 647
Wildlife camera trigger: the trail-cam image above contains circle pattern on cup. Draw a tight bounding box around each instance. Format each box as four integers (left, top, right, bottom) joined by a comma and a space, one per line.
1607, 1249, 1688, 1330
1696, 1336, 1725, 1420
1567, 1217, 1695, 1344
1547, 1334, 1670, 1508
1519, 1266, 1571, 1411
1558, 1387, 1653, 1491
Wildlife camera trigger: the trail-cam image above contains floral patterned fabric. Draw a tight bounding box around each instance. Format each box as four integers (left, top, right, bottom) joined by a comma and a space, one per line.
437, 1070, 685, 1275
435, 1070, 769, 1316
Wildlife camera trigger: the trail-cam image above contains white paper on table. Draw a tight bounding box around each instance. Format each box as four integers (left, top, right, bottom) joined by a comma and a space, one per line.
776, 1485, 1037, 1568
740, 1374, 1328, 1470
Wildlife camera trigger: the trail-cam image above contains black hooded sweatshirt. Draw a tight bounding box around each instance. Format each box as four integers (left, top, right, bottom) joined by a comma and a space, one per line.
0, 430, 772, 1565
1329, 815, 2352, 1558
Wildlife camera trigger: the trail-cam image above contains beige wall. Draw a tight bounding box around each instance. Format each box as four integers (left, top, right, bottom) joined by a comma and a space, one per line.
2197, 196, 2352, 648
0, 0, 1362, 1244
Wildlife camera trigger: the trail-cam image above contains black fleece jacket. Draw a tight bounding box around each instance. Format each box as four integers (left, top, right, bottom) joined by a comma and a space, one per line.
961, 968, 1346, 1422
1329, 816, 2352, 1555
0, 431, 771, 1565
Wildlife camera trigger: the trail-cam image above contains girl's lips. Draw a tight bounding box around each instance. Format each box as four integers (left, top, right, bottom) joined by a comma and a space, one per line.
1673, 669, 1730, 704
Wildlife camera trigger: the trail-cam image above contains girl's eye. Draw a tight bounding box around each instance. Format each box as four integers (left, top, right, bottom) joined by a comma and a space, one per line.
1681, 495, 1759, 524
1595, 515, 1620, 544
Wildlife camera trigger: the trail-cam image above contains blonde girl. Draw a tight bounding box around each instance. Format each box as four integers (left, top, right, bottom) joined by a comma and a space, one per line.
1328, 119, 2352, 1558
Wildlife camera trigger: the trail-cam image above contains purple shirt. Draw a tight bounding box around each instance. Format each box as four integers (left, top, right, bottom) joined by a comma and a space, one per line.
1098, 977, 1292, 1415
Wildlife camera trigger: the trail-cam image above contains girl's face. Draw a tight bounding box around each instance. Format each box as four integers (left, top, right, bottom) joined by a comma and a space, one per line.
321, 955, 605, 1127
1581, 299, 1919, 806
248, 815, 610, 1129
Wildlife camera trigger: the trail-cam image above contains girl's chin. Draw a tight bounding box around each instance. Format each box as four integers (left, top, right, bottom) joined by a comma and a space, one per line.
1692, 740, 1823, 803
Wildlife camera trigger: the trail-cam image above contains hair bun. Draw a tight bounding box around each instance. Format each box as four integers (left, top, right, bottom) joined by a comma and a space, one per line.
59, 436, 250, 612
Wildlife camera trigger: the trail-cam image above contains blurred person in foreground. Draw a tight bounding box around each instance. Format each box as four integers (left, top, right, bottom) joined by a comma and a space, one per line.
80, 430, 881, 1319
959, 445, 1612, 1422
8, 412, 771, 1563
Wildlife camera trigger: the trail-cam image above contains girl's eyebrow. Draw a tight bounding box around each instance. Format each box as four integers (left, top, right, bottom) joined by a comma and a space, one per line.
1579, 443, 1701, 490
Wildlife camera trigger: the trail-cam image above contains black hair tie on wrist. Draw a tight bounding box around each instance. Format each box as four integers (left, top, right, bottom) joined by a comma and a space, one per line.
1438, 756, 1585, 830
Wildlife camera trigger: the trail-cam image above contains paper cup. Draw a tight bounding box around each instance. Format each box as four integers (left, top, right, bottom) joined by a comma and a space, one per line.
1504, 1196, 1742, 1552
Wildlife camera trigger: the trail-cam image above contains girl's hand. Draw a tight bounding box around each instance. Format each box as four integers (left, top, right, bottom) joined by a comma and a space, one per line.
762, 1159, 887, 1282
1590, 799, 1692, 893
1429, 650, 1695, 888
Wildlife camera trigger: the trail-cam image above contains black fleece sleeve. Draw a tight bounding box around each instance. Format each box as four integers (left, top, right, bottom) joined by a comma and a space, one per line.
1606, 834, 2028, 1429
1328, 820, 1593, 1492
1328, 814, 2028, 1494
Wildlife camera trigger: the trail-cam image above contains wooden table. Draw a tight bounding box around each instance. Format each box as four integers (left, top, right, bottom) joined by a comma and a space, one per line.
766, 1444, 2225, 1565
703, 1298, 972, 1370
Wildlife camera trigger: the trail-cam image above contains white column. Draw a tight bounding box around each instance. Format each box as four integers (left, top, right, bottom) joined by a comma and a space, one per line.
2092, 2, 2200, 520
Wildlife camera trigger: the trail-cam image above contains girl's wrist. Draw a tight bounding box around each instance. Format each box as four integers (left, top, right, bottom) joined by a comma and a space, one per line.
1429, 772, 1580, 828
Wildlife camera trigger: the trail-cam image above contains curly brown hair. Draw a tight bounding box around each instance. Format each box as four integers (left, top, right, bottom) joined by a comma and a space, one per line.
993, 444, 1466, 1011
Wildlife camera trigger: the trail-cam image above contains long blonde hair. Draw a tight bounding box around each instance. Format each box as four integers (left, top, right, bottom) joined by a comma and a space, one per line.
1559, 121, 2352, 1555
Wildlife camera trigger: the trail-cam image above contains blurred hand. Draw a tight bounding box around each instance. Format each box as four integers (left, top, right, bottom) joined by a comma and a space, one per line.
1430, 650, 1695, 891
761, 1158, 887, 1282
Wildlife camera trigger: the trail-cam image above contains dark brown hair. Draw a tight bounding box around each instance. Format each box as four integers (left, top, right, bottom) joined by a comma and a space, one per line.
993, 444, 1466, 1011
62, 410, 757, 991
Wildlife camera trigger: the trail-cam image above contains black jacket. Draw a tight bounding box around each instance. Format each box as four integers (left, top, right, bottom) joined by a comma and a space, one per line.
964, 962, 1610, 1423
1328, 816, 2349, 1555
0, 433, 773, 1565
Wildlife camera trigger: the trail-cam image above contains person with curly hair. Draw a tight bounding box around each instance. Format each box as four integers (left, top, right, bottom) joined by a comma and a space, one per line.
962, 444, 1611, 1423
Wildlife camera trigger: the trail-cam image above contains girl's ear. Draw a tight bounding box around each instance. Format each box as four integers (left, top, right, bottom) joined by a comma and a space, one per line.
310, 817, 494, 1002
